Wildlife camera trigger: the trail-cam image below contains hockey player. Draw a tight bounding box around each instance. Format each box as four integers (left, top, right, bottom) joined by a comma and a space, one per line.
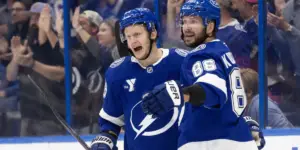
141, 0, 264, 149
90, 8, 187, 150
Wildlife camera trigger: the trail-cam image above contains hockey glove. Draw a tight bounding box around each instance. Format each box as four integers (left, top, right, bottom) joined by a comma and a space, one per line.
244, 116, 266, 150
90, 132, 118, 150
141, 80, 183, 118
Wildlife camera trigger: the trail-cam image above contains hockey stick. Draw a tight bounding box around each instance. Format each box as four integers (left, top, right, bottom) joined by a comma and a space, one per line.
27, 75, 90, 150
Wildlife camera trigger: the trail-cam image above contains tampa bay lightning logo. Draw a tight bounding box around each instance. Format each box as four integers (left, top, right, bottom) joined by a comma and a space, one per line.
175, 48, 189, 57
72, 67, 81, 94
130, 101, 179, 139
110, 57, 125, 68
86, 67, 103, 93
209, 0, 220, 8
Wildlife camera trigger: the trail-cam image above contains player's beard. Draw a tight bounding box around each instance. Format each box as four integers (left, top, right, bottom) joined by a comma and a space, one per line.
135, 39, 153, 61
184, 29, 207, 49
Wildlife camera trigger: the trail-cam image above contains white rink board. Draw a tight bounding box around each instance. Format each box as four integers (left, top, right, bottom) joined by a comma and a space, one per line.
0, 141, 124, 150
262, 136, 300, 150
0, 130, 300, 150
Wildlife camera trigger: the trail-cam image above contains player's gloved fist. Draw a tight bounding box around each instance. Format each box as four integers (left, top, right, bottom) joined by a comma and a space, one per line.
90, 132, 118, 150
141, 80, 183, 118
244, 116, 266, 150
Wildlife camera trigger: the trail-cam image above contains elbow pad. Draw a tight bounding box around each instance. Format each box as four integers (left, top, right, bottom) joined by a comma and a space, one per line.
183, 84, 206, 107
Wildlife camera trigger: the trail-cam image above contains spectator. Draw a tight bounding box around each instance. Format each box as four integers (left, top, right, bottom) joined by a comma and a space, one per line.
0, 62, 20, 137
6, 2, 67, 136
79, 0, 143, 19
262, 0, 300, 126
0, 0, 12, 36
5, 0, 31, 41
165, 0, 189, 49
0, 36, 20, 137
26, 2, 62, 66
283, 0, 300, 39
231, 0, 254, 25
97, 17, 120, 60
56, 7, 115, 134
246, 0, 300, 108
216, 0, 253, 68
0, 37, 12, 63
241, 68, 294, 128
273, 0, 286, 15
7, 35, 67, 136
80, 0, 116, 19
231, 0, 294, 104
282, 0, 300, 104
71, 7, 113, 71
231, 0, 260, 70
68, 7, 113, 88
264, 0, 296, 104
7, 3, 110, 136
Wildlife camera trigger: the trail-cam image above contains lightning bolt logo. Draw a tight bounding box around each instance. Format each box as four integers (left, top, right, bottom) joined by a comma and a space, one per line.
130, 100, 178, 140
135, 115, 157, 139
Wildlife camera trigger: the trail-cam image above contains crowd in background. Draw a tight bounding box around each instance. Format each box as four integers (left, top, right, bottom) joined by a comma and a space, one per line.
0, 0, 299, 137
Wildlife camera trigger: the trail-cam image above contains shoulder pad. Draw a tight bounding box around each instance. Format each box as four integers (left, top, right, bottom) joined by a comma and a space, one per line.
209, 0, 220, 8
191, 44, 206, 53
110, 57, 126, 68
175, 48, 189, 57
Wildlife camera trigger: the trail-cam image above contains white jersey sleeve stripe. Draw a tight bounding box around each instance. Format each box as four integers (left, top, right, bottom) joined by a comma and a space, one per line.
194, 73, 227, 99
99, 109, 125, 126
178, 104, 185, 127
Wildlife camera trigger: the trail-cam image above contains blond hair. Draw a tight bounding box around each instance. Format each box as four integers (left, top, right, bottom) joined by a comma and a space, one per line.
240, 68, 259, 97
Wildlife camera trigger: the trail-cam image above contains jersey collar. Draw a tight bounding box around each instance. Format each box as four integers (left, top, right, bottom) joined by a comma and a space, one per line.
210, 39, 221, 43
218, 19, 240, 30
131, 48, 169, 69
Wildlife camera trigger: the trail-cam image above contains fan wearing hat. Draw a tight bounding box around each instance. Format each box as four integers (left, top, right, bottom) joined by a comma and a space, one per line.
67, 7, 113, 72
72, 7, 103, 39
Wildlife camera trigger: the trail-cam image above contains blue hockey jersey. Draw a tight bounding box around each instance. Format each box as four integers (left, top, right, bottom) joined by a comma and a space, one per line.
99, 48, 187, 150
217, 19, 252, 68
178, 39, 256, 149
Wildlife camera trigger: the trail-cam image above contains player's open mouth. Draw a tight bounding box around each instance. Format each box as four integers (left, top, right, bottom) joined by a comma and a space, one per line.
133, 46, 143, 52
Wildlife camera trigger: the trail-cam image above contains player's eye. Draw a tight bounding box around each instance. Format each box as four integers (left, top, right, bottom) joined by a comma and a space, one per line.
182, 20, 187, 25
125, 35, 131, 40
190, 19, 199, 24
133, 32, 141, 37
